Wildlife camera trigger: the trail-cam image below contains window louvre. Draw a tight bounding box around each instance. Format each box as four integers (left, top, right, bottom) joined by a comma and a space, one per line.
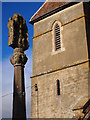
55, 24, 61, 51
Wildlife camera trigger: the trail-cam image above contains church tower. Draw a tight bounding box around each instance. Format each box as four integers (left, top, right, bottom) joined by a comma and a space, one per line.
30, 1, 90, 119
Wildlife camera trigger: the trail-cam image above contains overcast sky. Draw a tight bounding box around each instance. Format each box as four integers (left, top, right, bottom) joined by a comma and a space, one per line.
1, 2, 44, 118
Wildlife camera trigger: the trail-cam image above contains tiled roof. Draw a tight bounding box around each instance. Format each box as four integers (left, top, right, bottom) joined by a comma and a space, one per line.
30, 1, 67, 24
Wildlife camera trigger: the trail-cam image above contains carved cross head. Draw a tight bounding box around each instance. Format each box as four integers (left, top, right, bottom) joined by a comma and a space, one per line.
7, 14, 29, 51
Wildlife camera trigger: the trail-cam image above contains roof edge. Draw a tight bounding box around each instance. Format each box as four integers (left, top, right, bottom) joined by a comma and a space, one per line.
30, 1, 46, 23
29, 2, 78, 24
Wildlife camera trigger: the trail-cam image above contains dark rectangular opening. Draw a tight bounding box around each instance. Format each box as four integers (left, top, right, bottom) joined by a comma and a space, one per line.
57, 80, 60, 95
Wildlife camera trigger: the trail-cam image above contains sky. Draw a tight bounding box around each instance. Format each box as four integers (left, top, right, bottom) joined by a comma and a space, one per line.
1, 2, 44, 118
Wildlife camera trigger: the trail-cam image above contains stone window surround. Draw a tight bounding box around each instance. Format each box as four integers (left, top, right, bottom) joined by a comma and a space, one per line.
52, 20, 65, 55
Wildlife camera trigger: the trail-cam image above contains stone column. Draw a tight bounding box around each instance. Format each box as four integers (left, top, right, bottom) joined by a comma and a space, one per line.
7, 14, 29, 119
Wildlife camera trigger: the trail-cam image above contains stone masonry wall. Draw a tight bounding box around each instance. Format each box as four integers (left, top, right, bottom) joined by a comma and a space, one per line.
31, 62, 89, 118
31, 2, 90, 118
32, 2, 90, 76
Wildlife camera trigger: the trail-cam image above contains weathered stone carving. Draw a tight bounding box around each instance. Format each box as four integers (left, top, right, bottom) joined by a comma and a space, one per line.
7, 14, 29, 51
10, 48, 27, 66
8, 14, 29, 119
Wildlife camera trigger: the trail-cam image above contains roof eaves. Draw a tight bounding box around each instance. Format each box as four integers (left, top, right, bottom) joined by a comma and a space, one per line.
30, 1, 47, 23
29, 2, 78, 24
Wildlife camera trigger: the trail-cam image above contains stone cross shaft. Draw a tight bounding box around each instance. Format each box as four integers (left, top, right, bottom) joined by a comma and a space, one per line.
7, 14, 29, 119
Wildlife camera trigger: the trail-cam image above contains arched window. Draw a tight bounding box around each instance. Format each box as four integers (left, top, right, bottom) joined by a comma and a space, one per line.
52, 21, 65, 53
55, 24, 61, 51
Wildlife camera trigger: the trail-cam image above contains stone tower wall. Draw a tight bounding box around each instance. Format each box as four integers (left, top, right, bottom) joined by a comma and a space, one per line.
31, 62, 89, 118
31, 2, 90, 118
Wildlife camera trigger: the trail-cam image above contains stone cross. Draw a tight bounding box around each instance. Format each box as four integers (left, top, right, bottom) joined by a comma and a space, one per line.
7, 14, 29, 119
